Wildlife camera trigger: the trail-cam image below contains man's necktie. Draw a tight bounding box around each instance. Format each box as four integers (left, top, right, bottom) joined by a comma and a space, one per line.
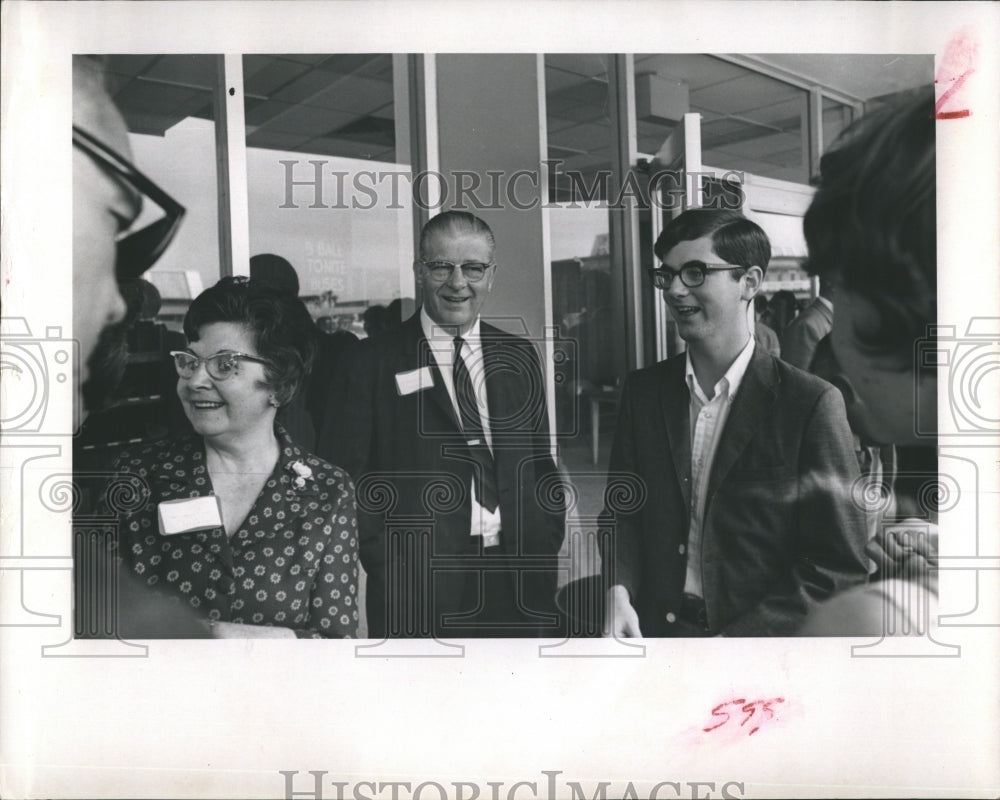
453, 336, 499, 512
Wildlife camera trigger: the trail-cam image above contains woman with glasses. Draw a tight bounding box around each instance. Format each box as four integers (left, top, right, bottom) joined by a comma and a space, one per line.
110, 277, 359, 638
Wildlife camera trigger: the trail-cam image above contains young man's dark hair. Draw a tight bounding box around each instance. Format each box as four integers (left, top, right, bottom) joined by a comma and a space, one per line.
654, 208, 771, 279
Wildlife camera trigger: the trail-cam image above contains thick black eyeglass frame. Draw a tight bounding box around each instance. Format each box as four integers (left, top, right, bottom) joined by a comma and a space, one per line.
73, 125, 186, 280
649, 260, 747, 289
418, 260, 495, 282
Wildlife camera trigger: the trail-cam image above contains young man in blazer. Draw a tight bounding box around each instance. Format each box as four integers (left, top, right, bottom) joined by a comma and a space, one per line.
602, 209, 869, 637
322, 211, 564, 639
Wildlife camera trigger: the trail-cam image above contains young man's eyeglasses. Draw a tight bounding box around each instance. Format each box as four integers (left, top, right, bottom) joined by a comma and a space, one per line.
419, 260, 494, 282
73, 125, 186, 280
649, 260, 746, 289
170, 351, 271, 381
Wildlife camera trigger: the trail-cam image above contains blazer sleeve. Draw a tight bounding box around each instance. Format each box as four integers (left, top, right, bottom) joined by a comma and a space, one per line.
317, 341, 383, 577
722, 385, 870, 636
599, 373, 642, 602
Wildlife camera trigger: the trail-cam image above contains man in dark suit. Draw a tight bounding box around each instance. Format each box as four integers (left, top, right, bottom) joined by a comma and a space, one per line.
322, 210, 564, 639
780, 280, 834, 370
602, 209, 868, 637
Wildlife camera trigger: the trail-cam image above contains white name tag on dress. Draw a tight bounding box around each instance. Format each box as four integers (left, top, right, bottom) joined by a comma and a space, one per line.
158, 496, 223, 536
395, 366, 434, 395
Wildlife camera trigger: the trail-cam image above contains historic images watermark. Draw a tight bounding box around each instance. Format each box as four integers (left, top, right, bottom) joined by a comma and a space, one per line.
277, 160, 746, 212
279, 770, 747, 800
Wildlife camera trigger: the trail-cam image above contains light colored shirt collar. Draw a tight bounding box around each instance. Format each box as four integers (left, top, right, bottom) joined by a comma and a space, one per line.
685, 336, 756, 405
817, 295, 834, 314
420, 306, 482, 354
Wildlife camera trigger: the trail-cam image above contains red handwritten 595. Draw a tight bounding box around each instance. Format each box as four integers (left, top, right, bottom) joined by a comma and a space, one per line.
703, 697, 785, 736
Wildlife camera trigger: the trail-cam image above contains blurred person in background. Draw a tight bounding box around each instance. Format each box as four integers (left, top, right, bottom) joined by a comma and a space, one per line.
752, 294, 781, 357
249, 253, 358, 448
760, 288, 798, 337
781, 277, 834, 370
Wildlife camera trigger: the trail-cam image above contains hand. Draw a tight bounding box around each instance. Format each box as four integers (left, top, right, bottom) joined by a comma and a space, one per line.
867, 521, 938, 593
603, 585, 642, 638
209, 621, 297, 639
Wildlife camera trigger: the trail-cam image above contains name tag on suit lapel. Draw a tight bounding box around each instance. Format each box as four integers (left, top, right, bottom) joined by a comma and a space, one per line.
158, 496, 223, 536
395, 366, 434, 396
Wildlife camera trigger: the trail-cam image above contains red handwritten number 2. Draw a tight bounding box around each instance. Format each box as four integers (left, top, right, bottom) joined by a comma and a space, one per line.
936, 69, 973, 120
935, 31, 978, 120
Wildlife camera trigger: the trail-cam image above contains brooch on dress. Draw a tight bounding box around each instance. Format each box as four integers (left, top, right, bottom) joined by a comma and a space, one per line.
288, 460, 317, 495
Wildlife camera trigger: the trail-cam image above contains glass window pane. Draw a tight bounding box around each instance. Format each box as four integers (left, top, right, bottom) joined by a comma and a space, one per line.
545, 55, 616, 482
243, 54, 413, 340
634, 54, 811, 184
822, 96, 854, 152
104, 55, 221, 330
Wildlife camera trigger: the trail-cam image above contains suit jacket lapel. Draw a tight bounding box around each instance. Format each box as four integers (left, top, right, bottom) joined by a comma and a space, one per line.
402, 311, 461, 432
706, 347, 778, 501
659, 356, 692, 512
480, 325, 513, 433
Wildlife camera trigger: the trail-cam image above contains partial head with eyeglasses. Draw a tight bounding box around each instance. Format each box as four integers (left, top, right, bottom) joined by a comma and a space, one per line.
178, 276, 316, 441
414, 210, 497, 335
73, 56, 187, 420
653, 209, 769, 355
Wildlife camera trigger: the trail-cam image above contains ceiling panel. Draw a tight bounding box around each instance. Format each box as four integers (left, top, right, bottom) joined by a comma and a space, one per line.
143, 55, 217, 89
305, 75, 394, 114
257, 104, 356, 136
692, 72, 804, 116
549, 121, 614, 153
634, 54, 744, 90
545, 54, 612, 80
243, 56, 312, 97
749, 54, 934, 100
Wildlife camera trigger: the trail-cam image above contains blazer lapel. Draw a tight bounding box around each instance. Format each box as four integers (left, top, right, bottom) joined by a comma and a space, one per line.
403, 311, 461, 432
480, 326, 514, 433
706, 348, 779, 500
659, 357, 692, 512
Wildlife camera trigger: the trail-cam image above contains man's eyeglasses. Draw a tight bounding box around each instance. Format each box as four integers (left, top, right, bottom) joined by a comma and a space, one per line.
73, 125, 186, 280
170, 351, 271, 381
419, 260, 494, 282
649, 260, 746, 289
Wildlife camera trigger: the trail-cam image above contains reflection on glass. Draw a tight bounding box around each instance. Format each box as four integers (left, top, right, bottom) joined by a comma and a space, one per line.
243, 54, 414, 340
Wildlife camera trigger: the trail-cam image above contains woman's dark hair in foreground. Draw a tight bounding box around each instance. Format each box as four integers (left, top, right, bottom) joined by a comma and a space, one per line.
183, 276, 316, 406
804, 86, 936, 371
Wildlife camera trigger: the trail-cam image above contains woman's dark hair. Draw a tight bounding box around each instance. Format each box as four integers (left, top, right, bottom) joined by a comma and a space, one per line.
804, 86, 935, 370
653, 208, 771, 278
183, 276, 316, 406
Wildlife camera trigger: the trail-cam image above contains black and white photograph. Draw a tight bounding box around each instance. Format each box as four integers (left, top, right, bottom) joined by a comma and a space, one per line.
1, 2, 998, 798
